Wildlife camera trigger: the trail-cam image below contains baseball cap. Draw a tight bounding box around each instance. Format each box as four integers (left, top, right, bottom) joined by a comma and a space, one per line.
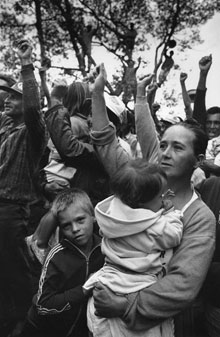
0, 82, 23, 96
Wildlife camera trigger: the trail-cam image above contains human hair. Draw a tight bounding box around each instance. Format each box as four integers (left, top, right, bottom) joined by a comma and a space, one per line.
167, 118, 208, 156
63, 81, 90, 117
0, 73, 16, 87
207, 106, 220, 116
51, 188, 94, 219
110, 159, 167, 209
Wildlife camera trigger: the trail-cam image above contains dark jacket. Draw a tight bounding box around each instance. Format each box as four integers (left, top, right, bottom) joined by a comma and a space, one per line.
199, 176, 220, 308
44, 104, 110, 206
28, 235, 104, 337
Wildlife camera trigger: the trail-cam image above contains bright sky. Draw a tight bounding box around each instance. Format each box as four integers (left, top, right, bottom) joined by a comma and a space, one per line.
183, 12, 220, 108
36, 11, 220, 119
92, 12, 220, 118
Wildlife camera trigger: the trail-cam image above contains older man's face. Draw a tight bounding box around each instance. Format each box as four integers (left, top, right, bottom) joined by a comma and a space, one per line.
0, 79, 9, 111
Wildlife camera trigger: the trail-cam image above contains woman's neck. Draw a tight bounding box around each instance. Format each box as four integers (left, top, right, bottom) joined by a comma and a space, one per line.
168, 178, 193, 210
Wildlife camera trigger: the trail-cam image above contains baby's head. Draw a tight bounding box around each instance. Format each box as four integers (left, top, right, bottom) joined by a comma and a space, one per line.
51, 188, 94, 252
110, 159, 167, 211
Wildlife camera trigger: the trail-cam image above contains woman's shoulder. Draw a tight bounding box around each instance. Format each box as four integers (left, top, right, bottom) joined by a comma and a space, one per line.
183, 197, 216, 237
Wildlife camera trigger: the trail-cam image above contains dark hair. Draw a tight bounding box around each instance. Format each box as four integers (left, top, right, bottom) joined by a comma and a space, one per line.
207, 106, 220, 116
0, 73, 16, 87
167, 118, 208, 156
110, 159, 167, 209
63, 81, 91, 117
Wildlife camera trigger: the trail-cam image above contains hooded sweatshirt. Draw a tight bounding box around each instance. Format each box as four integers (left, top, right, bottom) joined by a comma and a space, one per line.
84, 195, 183, 294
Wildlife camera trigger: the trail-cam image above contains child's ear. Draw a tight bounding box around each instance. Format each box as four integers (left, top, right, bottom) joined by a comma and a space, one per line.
194, 154, 204, 169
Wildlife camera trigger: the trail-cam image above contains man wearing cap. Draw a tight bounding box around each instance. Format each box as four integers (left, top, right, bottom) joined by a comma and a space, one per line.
0, 39, 46, 336
0, 73, 16, 111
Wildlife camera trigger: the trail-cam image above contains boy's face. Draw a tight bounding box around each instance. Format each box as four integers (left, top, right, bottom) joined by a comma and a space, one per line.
58, 203, 94, 253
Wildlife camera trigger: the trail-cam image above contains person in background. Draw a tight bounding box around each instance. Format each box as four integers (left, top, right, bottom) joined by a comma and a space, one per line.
0, 73, 16, 111
0, 39, 46, 337
158, 48, 174, 87
194, 175, 220, 337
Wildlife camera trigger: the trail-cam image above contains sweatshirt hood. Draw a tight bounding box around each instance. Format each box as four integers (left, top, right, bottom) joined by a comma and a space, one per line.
95, 195, 163, 238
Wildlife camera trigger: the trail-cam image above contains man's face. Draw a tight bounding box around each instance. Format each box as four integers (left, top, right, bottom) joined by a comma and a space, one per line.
0, 79, 9, 111
206, 113, 220, 139
4, 92, 23, 119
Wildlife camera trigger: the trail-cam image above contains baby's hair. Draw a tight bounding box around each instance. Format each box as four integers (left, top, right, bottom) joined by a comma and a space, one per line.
110, 159, 167, 209
51, 188, 94, 219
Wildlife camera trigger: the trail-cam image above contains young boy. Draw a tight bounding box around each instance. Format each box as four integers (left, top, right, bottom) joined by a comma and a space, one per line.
21, 188, 104, 337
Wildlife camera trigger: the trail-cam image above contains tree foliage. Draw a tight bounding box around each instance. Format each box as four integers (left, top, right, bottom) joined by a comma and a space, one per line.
0, 0, 219, 102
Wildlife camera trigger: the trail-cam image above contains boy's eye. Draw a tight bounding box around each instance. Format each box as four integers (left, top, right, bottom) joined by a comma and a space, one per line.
77, 217, 85, 224
61, 223, 71, 230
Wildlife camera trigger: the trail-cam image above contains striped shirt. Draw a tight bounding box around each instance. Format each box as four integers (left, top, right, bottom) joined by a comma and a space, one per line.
0, 64, 46, 204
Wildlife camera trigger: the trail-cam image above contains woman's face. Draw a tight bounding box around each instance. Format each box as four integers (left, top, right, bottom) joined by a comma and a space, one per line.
158, 125, 197, 180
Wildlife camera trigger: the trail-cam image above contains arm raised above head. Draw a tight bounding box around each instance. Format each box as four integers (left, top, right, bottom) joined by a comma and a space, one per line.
135, 75, 159, 164
91, 63, 130, 176
193, 55, 212, 128
18, 38, 46, 152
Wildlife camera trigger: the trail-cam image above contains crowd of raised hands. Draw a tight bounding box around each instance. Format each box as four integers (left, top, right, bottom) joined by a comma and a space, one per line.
1, 37, 220, 337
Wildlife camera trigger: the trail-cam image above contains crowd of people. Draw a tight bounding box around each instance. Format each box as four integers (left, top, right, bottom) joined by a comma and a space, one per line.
0, 36, 219, 337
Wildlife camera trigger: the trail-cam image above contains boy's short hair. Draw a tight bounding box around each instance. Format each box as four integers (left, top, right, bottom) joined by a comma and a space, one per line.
51, 188, 94, 219
110, 159, 167, 209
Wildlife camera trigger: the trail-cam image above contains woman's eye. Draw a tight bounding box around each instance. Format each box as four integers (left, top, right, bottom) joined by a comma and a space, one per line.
174, 146, 182, 151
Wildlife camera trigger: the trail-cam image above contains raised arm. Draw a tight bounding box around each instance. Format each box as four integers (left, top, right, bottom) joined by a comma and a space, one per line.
193, 55, 212, 127
17, 39, 46, 152
135, 75, 159, 164
39, 57, 51, 108
90, 63, 130, 176
180, 72, 193, 119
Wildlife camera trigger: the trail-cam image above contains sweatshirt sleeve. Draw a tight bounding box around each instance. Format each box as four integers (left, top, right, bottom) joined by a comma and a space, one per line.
36, 247, 86, 315
91, 123, 130, 177
149, 210, 183, 250
135, 96, 159, 164
123, 200, 216, 330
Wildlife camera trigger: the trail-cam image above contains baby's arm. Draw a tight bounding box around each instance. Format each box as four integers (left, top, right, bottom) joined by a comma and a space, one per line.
150, 210, 183, 251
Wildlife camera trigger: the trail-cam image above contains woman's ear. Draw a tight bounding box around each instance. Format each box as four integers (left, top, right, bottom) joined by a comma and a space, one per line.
194, 154, 204, 169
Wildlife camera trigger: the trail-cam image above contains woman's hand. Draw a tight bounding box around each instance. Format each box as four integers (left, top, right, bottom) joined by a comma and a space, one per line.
93, 282, 128, 318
